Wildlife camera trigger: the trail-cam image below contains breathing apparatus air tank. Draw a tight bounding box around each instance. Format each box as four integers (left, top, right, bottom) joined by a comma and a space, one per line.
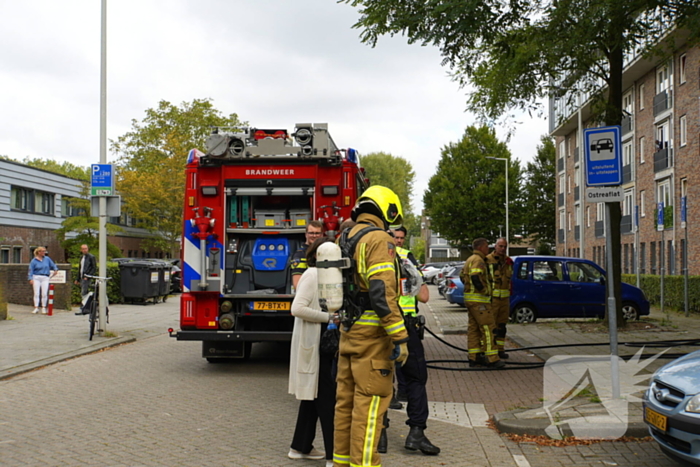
316, 242, 346, 313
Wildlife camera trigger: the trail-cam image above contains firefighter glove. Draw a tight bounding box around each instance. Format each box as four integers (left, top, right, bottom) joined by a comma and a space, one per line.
390, 342, 409, 366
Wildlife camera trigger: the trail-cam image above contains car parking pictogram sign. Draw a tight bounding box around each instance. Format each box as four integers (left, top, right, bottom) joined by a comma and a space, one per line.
584, 126, 622, 187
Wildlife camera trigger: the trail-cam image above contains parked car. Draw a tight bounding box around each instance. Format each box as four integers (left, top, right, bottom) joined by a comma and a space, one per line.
422, 262, 450, 285
510, 256, 650, 323
443, 256, 650, 323
445, 276, 465, 307
643, 349, 700, 465
438, 263, 463, 299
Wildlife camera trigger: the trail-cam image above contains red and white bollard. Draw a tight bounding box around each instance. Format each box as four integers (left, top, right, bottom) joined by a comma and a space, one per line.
48, 284, 54, 316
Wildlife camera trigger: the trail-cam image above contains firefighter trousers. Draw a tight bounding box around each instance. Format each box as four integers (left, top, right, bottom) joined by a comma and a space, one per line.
466, 301, 499, 363
491, 297, 509, 351
333, 327, 394, 467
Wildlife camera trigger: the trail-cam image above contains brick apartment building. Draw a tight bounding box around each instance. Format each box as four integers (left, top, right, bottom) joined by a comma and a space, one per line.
0, 159, 167, 264
552, 29, 699, 275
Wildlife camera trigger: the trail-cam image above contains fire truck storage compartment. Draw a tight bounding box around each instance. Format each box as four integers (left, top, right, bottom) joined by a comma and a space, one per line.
226, 235, 304, 294
253, 209, 287, 229
288, 208, 312, 228
227, 195, 251, 228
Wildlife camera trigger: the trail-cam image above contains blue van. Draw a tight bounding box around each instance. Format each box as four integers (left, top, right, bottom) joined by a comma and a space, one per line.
510, 256, 650, 323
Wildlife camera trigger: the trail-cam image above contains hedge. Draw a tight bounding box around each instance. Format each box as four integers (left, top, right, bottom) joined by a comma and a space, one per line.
622, 274, 700, 313
71, 262, 123, 305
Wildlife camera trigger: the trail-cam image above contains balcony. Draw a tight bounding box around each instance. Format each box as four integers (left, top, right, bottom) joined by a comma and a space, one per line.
621, 214, 633, 234
622, 164, 633, 184
574, 225, 580, 241
595, 221, 605, 238
574, 186, 580, 202
574, 147, 579, 164
654, 205, 674, 230
654, 147, 670, 173
653, 90, 671, 117
558, 229, 565, 243
558, 193, 564, 207
558, 157, 564, 173
621, 115, 633, 135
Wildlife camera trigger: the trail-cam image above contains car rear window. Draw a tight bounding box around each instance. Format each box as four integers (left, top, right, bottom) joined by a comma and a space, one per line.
533, 261, 563, 281
516, 261, 530, 279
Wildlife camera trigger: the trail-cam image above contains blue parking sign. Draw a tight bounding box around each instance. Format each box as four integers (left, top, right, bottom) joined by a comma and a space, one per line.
91, 164, 114, 196
584, 126, 622, 186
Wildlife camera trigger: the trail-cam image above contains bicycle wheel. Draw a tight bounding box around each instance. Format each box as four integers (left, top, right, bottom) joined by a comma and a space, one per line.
88, 298, 98, 340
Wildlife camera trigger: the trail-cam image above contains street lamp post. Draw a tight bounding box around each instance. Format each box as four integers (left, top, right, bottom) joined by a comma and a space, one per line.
487, 156, 509, 255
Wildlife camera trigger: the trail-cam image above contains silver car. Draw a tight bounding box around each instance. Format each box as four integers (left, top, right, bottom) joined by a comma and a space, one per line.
643, 349, 700, 465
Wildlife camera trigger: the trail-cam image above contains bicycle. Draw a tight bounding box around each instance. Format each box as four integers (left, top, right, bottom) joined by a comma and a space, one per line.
81, 275, 112, 340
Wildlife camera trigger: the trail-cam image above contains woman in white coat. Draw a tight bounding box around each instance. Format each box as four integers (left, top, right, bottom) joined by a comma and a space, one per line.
288, 237, 338, 467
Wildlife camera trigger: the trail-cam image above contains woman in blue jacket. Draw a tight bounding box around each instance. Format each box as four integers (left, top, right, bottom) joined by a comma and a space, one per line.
27, 247, 58, 314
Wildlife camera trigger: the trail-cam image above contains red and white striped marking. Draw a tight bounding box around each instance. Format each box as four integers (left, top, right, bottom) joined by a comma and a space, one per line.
48, 284, 54, 316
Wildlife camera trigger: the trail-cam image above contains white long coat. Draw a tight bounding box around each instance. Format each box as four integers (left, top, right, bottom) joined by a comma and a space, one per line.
288, 267, 331, 401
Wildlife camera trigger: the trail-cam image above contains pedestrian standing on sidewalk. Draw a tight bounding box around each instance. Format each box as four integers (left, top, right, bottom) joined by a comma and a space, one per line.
28, 247, 58, 314
460, 238, 504, 369
486, 238, 513, 360
74, 244, 96, 298
288, 236, 338, 467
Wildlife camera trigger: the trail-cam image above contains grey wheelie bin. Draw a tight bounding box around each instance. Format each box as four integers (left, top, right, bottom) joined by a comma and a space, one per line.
119, 260, 162, 304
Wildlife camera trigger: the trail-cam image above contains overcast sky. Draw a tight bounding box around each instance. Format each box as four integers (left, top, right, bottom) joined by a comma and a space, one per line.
1, 0, 548, 213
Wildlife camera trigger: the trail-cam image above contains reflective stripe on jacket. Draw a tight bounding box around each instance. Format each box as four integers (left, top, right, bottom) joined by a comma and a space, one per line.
461, 251, 491, 303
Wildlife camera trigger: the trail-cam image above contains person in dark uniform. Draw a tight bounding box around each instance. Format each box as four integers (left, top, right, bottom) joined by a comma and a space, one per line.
290, 220, 324, 291
379, 226, 439, 455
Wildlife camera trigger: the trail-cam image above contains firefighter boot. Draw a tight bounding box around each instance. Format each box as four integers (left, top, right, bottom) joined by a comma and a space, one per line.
378, 428, 388, 453
405, 427, 440, 455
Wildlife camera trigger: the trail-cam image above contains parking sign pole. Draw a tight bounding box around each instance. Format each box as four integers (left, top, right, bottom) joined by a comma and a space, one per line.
605, 202, 620, 399
98, 0, 108, 336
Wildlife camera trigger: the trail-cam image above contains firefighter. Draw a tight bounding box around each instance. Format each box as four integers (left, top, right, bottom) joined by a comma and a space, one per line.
486, 237, 513, 359
332, 185, 409, 467
381, 226, 440, 455
290, 220, 324, 290
460, 238, 504, 369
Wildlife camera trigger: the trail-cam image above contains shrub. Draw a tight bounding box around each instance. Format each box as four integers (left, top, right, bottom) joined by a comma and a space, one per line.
622, 274, 700, 312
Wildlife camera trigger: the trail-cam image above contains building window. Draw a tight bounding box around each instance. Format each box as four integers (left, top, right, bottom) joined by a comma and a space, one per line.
586, 206, 591, 227
567, 175, 571, 194
559, 140, 565, 159
13, 247, 22, 263
597, 203, 604, 222
656, 122, 669, 150
11, 186, 33, 212
61, 197, 83, 217
568, 212, 571, 231
640, 242, 646, 274
651, 242, 657, 274
640, 190, 646, 217
639, 83, 645, 110
0, 248, 8, 264
680, 115, 687, 147
639, 136, 645, 164
39, 192, 55, 215
657, 179, 672, 208
657, 63, 670, 93
623, 190, 634, 216
679, 54, 687, 84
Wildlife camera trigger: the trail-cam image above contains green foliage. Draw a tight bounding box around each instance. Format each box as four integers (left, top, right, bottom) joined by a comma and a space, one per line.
622, 274, 700, 313
360, 152, 416, 213
423, 125, 521, 247
535, 242, 554, 256
18, 157, 90, 180
522, 136, 556, 245
111, 98, 246, 257
412, 237, 426, 264
654, 205, 675, 230
344, 0, 700, 125
71, 262, 124, 305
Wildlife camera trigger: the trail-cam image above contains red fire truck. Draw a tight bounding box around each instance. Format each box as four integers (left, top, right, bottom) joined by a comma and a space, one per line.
169, 123, 367, 361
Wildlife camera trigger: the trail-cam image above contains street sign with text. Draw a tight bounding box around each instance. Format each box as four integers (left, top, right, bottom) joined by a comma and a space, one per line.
91, 164, 114, 196
584, 126, 622, 187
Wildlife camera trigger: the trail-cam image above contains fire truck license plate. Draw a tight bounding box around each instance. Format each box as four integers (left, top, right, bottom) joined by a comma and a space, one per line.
253, 301, 290, 311
645, 407, 667, 431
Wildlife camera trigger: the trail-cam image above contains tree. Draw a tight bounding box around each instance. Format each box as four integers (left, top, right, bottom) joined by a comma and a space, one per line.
423, 126, 522, 247
360, 152, 415, 213
343, 0, 700, 323
522, 136, 556, 247
19, 157, 90, 181
111, 99, 245, 256
360, 151, 421, 239
55, 185, 123, 261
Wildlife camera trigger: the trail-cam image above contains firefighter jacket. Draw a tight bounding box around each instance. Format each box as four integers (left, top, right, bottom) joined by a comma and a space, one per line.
486, 252, 513, 298
346, 213, 409, 344
396, 245, 421, 316
460, 250, 491, 303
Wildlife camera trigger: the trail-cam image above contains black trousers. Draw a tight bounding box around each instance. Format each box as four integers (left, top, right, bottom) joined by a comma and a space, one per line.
291, 348, 336, 460
395, 321, 429, 429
